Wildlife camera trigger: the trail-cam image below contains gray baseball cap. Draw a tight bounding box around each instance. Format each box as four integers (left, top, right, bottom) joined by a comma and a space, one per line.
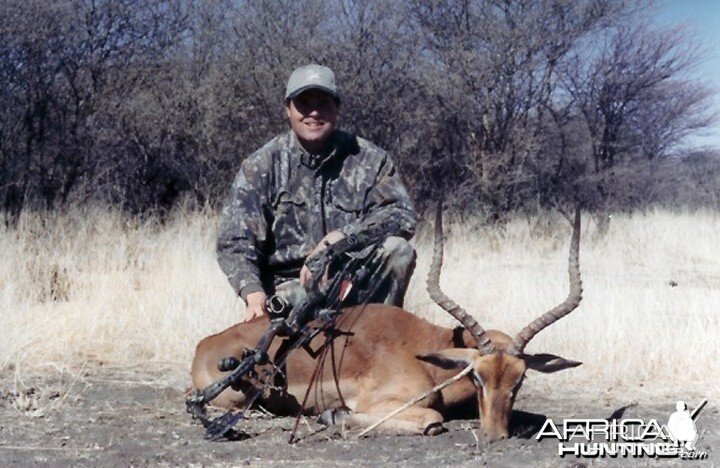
285, 64, 340, 102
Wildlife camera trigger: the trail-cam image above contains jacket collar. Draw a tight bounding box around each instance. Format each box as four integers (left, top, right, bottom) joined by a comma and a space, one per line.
290, 130, 346, 173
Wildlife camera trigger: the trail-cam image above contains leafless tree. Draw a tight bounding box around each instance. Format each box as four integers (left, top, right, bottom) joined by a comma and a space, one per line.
0, 0, 716, 222
560, 21, 716, 219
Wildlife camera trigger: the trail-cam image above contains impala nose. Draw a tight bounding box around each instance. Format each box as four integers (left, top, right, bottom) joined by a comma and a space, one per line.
482, 429, 509, 442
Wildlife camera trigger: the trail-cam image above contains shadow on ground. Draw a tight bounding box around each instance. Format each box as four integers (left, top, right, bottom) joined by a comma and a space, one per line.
0, 368, 715, 466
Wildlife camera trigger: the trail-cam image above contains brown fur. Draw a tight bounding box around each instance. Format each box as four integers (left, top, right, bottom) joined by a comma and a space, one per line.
192, 305, 477, 435
191, 304, 581, 439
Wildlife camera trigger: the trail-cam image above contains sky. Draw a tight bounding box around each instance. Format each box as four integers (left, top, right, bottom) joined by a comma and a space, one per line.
655, 0, 720, 149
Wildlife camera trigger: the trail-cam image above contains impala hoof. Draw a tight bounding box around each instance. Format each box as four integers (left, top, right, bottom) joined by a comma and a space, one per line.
423, 422, 446, 436
318, 408, 350, 426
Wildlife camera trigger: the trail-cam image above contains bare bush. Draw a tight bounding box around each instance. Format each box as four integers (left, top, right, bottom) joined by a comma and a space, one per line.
0, 0, 716, 221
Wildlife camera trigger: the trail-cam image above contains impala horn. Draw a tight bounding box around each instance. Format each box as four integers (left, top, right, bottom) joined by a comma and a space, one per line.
426, 202, 494, 354
510, 207, 583, 355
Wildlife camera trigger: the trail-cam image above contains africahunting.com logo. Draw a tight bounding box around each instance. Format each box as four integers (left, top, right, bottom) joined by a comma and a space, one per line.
537, 399, 708, 460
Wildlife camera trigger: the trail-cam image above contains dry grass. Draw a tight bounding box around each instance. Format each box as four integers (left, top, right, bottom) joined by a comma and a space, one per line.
1, 206, 718, 399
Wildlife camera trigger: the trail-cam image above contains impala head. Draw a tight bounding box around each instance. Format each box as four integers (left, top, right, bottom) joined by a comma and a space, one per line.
422, 204, 583, 442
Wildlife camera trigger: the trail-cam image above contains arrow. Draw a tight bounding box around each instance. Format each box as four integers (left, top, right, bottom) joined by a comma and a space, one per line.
690, 399, 707, 421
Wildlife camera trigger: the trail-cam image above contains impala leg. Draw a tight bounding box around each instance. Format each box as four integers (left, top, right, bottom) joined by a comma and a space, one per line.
347, 408, 444, 435
338, 397, 444, 435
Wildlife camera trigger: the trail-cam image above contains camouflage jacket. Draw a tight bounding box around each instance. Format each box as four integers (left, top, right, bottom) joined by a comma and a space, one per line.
217, 129, 416, 301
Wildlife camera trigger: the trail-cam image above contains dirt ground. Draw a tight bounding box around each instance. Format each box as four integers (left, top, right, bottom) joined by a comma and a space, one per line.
0, 367, 716, 467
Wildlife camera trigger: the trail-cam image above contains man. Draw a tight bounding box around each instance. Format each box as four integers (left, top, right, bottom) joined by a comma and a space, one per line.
217, 64, 417, 322
667, 401, 698, 451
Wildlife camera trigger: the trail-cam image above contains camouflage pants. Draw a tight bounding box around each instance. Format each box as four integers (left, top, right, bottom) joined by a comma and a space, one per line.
272, 236, 416, 309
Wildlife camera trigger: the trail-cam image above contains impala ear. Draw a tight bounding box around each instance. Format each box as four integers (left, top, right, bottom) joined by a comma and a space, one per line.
416, 348, 479, 370
524, 353, 582, 373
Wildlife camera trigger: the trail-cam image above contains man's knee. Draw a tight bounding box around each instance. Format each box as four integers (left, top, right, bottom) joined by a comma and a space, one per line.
381, 237, 416, 269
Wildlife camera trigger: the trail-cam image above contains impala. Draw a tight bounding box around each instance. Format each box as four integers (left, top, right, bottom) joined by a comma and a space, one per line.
191, 207, 583, 440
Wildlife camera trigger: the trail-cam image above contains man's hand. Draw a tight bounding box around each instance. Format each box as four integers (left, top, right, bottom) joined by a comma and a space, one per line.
299, 230, 345, 287
243, 291, 268, 322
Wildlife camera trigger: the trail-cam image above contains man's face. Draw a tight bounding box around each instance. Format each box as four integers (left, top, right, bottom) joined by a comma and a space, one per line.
286, 89, 338, 152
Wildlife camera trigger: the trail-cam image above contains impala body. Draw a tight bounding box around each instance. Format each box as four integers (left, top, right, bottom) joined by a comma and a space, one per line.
193, 305, 475, 435
191, 208, 583, 440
